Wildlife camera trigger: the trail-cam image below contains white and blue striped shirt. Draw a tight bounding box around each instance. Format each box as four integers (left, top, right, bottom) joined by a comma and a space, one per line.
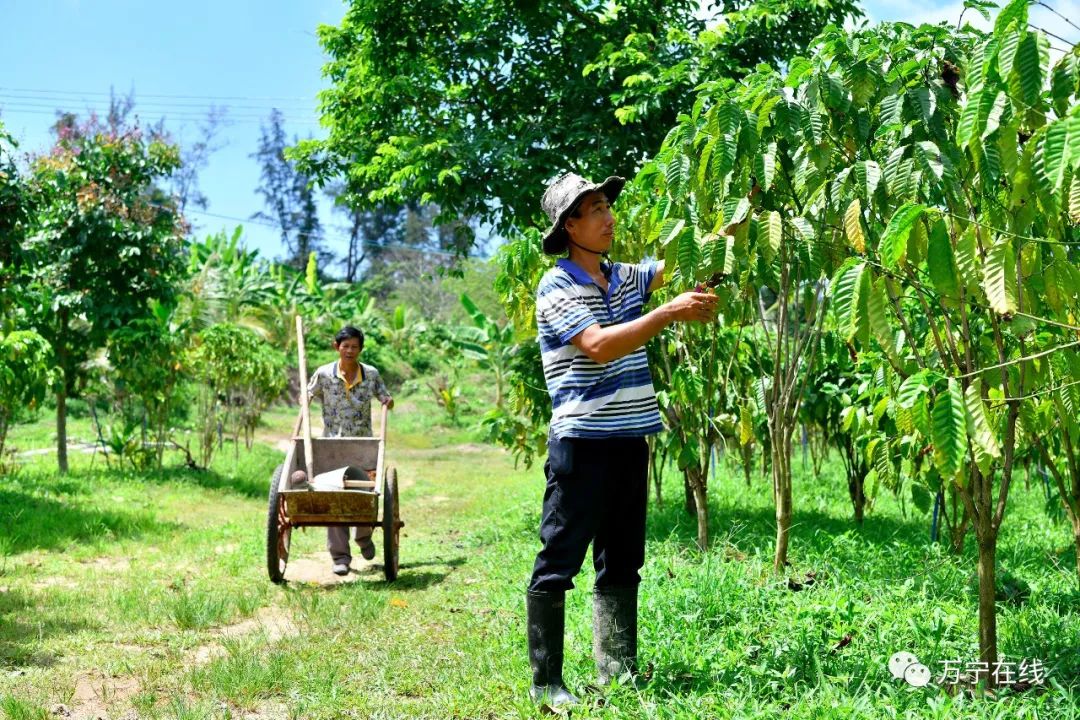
536, 258, 664, 439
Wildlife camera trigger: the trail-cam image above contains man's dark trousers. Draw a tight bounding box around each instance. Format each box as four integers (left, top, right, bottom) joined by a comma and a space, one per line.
529, 436, 649, 592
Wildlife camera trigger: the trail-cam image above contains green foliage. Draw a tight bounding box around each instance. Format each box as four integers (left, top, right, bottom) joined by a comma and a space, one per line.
106, 305, 188, 469
0, 330, 53, 467
294, 0, 860, 243
0, 125, 34, 323
186, 324, 286, 467
25, 120, 187, 339
16, 116, 187, 472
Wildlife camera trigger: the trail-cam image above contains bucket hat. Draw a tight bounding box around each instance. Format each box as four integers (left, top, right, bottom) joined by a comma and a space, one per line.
541, 172, 626, 255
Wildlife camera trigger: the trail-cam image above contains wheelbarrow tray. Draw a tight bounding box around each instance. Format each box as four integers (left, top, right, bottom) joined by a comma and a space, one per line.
278, 436, 383, 527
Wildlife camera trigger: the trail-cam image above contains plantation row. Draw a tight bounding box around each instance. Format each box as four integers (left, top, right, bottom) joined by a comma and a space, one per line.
488, 3, 1080, 679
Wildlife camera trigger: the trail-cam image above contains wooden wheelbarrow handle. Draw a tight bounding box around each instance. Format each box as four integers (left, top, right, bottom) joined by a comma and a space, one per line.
295, 316, 315, 484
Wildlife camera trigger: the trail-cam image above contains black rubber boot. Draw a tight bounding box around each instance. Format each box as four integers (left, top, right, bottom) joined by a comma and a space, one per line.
526, 590, 579, 709
593, 586, 639, 687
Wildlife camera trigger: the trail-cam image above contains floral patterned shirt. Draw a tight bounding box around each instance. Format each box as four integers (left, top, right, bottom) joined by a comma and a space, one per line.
307, 361, 392, 437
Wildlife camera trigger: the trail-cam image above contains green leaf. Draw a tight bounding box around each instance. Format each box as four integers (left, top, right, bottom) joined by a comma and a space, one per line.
786, 57, 813, 87
857, 160, 882, 198
1051, 54, 1079, 118
997, 27, 1022, 80
915, 141, 949, 182
1036, 117, 1073, 193
932, 379, 968, 479
832, 259, 867, 342
994, 0, 1027, 37
982, 237, 1018, 315
907, 87, 934, 124
845, 199, 865, 254
802, 106, 825, 146
677, 227, 703, 284
660, 218, 686, 248
1070, 174, 1080, 225
763, 210, 783, 261
897, 371, 930, 409
878, 203, 925, 268
666, 153, 691, 196
982, 91, 1008, 140
755, 143, 777, 190
965, 379, 1001, 474
1014, 31, 1043, 107
867, 276, 898, 362
926, 218, 960, 306
955, 224, 981, 292
956, 85, 985, 149
880, 92, 904, 128
724, 197, 752, 235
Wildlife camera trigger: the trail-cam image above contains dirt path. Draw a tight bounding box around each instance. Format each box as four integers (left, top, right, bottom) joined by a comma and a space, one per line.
59, 605, 301, 720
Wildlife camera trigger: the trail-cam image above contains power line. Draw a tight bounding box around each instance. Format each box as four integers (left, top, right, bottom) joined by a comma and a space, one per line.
1033, 1, 1080, 35
0, 86, 319, 107
0, 93, 319, 116
0, 101, 320, 126
0, 107, 321, 128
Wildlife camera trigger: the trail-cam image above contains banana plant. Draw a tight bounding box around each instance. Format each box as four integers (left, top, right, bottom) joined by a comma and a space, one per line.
454, 293, 517, 409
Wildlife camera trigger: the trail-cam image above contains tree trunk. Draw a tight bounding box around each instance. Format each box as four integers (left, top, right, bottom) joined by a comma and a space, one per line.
56, 309, 70, 474
741, 443, 753, 488
976, 532, 998, 684
773, 440, 792, 572
684, 472, 696, 516
689, 469, 709, 551
946, 485, 968, 554
56, 386, 68, 474
848, 467, 866, 525
1073, 517, 1080, 590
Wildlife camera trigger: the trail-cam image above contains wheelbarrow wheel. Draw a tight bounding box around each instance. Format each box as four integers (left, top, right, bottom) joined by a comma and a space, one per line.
383, 466, 400, 582
266, 463, 291, 584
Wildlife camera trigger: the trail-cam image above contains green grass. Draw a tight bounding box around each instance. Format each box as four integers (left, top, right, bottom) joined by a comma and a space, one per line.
0, 385, 1078, 718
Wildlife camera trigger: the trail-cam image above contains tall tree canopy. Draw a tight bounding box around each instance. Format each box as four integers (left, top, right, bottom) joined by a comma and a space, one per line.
23, 117, 187, 472
292, 0, 860, 246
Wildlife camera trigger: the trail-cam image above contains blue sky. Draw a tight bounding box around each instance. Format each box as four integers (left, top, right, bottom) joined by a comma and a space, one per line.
0, 0, 344, 263
1, 1, 1077, 265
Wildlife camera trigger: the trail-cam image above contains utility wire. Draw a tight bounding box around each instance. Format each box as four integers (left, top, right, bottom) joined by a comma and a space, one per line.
0, 102, 320, 126
1034, 1, 1080, 35
0, 86, 318, 106
0, 107, 321, 128
0, 95, 319, 117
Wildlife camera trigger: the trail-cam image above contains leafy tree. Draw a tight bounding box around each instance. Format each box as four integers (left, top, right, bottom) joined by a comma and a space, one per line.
0, 124, 33, 326
0, 330, 53, 468
106, 304, 188, 469
172, 106, 228, 213
23, 116, 187, 473
253, 109, 327, 271
186, 323, 286, 467
622, 4, 1080, 676
325, 181, 404, 282
293, 0, 860, 243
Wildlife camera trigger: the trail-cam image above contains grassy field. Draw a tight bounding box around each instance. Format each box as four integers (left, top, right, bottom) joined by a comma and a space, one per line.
1, 386, 1079, 719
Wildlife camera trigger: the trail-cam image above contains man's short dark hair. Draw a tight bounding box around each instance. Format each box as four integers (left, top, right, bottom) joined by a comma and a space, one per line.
334, 326, 364, 349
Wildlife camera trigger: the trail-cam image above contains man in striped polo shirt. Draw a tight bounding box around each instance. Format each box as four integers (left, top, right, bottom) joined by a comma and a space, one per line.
525, 172, 718, 708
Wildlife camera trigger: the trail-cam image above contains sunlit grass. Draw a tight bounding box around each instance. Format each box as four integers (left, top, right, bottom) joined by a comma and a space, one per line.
0, 381, 1078, 718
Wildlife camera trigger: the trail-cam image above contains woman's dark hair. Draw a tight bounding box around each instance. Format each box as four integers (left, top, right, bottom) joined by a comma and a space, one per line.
334, 326, 364, 350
